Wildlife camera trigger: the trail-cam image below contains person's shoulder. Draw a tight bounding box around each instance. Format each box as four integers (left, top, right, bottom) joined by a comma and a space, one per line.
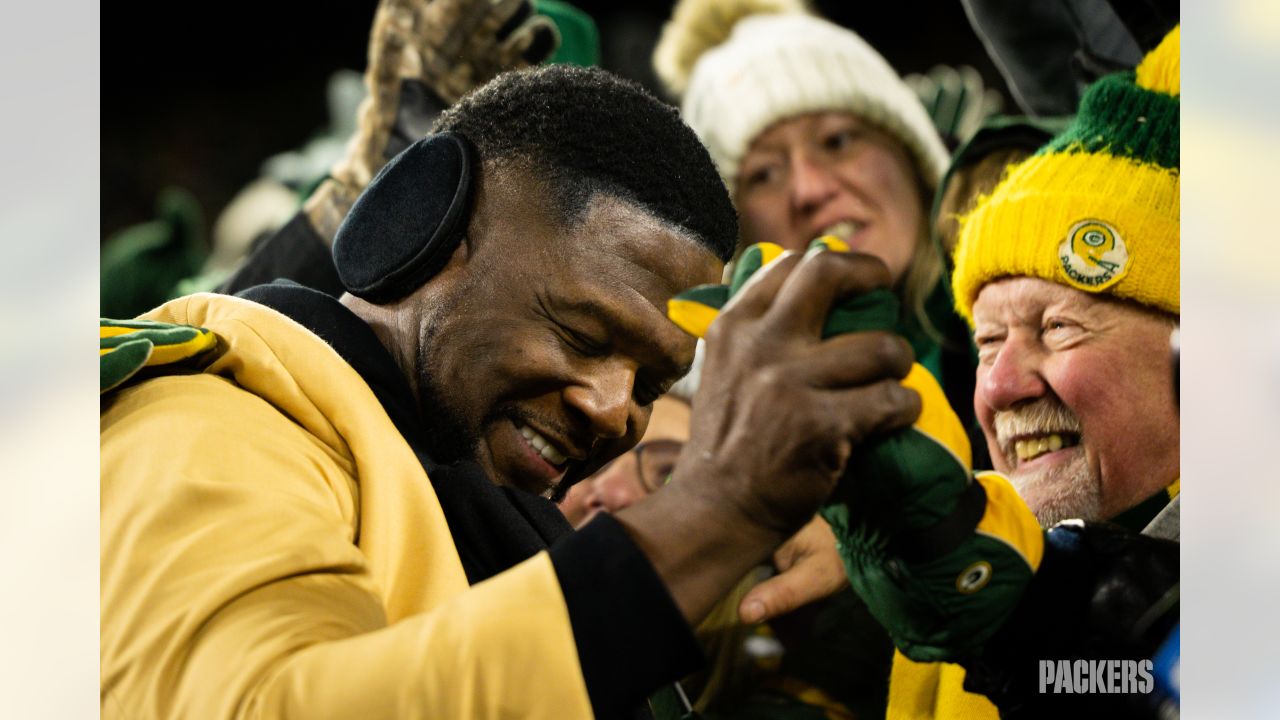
141, 290, 371, 424
146, 291, 335, 357
101, 368, 310, 456
105, 291, 401, 473
100, 366, 362, 525
101, 293, 355, 462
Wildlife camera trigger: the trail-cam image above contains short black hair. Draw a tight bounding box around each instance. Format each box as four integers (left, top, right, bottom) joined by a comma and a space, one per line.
433, 65, 737, 262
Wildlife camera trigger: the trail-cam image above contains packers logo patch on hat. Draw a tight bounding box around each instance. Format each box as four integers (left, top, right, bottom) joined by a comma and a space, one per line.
1058, 219, 1130, 292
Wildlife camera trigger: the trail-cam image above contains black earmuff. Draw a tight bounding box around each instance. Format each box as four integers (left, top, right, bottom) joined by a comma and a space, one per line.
332, 132, 476, 303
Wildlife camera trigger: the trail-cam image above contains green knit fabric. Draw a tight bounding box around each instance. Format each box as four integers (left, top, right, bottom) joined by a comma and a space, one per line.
1037, 71, 1180, 171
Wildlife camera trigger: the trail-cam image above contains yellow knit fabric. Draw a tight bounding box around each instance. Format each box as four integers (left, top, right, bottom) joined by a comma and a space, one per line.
951, 26, 1180, 324
952, 150, 1180, 323
1136, 25, 1180, 95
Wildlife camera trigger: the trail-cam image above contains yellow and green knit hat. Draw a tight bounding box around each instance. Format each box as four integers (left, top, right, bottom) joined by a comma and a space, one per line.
951, 26, 1180, 324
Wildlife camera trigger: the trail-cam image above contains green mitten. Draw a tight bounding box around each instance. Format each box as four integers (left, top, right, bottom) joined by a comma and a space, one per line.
668, 239, 1043, 662
667, 240, 899, 340
904, 64, 1003, 148
100, 318, 217, 394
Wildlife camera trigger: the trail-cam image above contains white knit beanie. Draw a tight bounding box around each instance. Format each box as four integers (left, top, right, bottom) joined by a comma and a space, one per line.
655, 0, 948, 192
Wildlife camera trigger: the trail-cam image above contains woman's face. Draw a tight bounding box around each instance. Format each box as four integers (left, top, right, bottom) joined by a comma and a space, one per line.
557, 395, 690, 529
735, 111, 926, 284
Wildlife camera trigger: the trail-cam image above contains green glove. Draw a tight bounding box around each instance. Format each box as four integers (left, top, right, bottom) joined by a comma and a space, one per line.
667, 240, 899, 340
904, 64, 1003, 148
100, 318, 217, 394
668, 238, 1043, 662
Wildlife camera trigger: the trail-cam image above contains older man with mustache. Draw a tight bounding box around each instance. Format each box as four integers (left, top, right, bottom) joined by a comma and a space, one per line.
952, 27, 1181, 535
889, 25, 1181, 717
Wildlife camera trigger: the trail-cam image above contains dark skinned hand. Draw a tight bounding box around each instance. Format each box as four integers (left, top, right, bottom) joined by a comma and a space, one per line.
615, 248, 921, 625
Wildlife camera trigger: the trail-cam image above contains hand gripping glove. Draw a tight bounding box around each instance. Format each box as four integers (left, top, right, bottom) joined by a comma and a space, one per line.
100, 318, 217, 394
304, 0, 560, 243
668, 239, 1045, 662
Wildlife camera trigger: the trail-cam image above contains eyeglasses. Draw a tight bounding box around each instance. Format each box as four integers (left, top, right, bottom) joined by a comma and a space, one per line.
628, 438, 685, 493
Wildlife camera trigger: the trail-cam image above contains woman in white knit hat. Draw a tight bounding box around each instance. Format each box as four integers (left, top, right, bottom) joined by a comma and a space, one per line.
654, 0, 978, 442
656, 0, 948, 297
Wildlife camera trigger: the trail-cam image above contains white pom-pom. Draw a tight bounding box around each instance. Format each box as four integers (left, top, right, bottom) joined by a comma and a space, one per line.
653, 0, 812, 99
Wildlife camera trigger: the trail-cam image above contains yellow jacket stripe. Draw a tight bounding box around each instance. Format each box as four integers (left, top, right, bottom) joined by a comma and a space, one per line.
972, 472, 1045, 572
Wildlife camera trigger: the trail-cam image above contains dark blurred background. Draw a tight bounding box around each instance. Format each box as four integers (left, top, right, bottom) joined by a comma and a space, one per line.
102, 0, 1009, 241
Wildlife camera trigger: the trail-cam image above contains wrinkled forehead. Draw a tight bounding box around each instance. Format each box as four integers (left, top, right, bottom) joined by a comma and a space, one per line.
973, 276, 1177, 330
476, 161, 723, 289
565, 193, 723, 298
973, 277, 1089, 319
531, 195, 721, 373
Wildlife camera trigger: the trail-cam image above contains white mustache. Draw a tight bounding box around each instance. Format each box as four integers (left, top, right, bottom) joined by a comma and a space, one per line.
993, 398, 1082, 455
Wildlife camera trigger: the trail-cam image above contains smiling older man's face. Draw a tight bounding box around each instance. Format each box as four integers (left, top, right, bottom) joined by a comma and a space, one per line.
971, 277, 1179, 525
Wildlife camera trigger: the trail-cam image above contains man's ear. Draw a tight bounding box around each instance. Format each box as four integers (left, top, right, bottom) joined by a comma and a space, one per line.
332, 132, 477, 303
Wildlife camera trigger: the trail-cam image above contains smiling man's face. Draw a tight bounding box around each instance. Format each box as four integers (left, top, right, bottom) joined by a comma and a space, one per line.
402, 167, 722, 496
971, 277, 1179, 525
